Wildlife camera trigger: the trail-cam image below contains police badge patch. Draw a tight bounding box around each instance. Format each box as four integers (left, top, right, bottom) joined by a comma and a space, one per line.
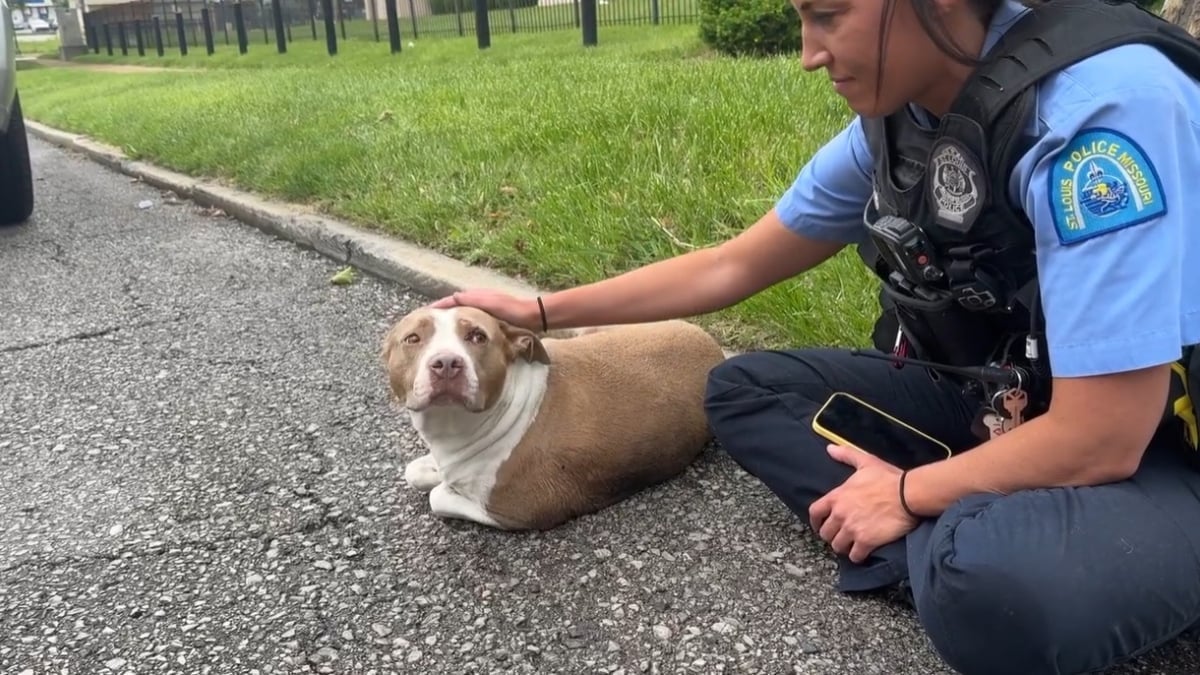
1048, 127, 1166, 245
928, 138, 985, 232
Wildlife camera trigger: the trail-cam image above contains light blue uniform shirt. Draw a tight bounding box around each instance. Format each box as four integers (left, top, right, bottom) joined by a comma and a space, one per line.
776, 0, 1200, 378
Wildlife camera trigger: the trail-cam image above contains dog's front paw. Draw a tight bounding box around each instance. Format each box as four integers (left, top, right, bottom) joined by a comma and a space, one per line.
404, 454, 442, 492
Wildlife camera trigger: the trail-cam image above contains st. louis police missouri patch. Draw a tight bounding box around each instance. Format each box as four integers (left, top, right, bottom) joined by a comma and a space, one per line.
1049, 127, 1166, 245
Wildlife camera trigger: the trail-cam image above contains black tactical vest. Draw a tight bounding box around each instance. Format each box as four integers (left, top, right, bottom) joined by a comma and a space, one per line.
858, 0, 1200, 427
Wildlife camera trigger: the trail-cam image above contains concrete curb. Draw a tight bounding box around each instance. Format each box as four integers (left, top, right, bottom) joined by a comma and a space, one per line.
25, 119, 542, 303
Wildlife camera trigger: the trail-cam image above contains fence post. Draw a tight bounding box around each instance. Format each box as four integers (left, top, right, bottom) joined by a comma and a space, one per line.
309, 0, 317, 39
259, 0, 268, 43
117, 21, 128, 55
102, 23, 113, 55
234, 2, 248, 53
186, 2, 198, 49
321, 0, 337, 54
154, 16, 164, 56
272, 0, 287, 52
175, 11, 188, 54
474, 0, 490, 49
135, 20, 145, 56
384, 0, 401, 53
580, 0, 596, 46
407, 0, 417, 39
650, 0, 659, 24
201, 7, 215, 54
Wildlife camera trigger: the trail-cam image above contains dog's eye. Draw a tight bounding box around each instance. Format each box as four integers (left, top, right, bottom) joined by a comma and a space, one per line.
403, 333, 420, 344
466, 329, 488, 344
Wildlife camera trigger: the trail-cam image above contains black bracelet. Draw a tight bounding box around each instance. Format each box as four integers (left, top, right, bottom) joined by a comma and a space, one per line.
536, 296, 548, 333
899, 470, 920, 520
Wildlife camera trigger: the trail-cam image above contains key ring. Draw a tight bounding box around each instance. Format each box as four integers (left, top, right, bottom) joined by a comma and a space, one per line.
989, 367, 1027, 420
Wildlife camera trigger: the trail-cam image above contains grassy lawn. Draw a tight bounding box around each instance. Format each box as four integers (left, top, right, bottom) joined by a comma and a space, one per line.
16, 23, 883, 351
15, 34, 61, 58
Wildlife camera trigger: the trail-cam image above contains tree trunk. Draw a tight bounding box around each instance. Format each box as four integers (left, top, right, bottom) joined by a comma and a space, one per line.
1162, 0, 1200, 38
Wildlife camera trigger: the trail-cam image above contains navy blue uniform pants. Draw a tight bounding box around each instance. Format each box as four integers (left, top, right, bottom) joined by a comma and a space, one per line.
704, 347, 1200, 675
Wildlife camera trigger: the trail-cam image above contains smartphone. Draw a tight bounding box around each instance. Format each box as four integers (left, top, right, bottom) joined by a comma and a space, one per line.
812, 392, 952, 469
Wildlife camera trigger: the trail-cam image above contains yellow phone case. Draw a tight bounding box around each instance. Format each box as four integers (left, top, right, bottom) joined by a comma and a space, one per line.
811, 392, 952, 459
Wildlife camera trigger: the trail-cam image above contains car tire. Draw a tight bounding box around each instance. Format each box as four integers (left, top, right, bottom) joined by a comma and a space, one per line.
0, 90, 35, 226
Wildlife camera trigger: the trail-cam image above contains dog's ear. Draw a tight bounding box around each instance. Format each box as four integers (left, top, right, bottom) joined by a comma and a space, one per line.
380, 329, 393, 365
380, 323, 400, 367
378, 327, 403, 401
501, 322, 551, 365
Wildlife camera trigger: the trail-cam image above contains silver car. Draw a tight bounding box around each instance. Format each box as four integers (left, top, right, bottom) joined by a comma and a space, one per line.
1, 0, 34, 226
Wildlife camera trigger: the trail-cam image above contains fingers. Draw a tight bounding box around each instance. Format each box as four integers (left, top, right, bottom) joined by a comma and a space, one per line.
818, 512, 842, 547
427, 293, 460, 309
811, 493, 842, 546
806, 497, 825, 528
809, 494, 831, 533
821, 511, 871, 562
423, 289, 531, 330
827, 443, 869, 469
848, 539, 876, 565
830, 525, 855, 557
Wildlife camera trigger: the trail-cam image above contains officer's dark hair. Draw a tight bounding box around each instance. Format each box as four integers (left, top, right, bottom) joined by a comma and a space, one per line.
873, 0, 1012, 100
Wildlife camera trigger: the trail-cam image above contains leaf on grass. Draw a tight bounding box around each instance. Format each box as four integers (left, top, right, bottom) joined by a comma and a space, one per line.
330, 266, 356, 286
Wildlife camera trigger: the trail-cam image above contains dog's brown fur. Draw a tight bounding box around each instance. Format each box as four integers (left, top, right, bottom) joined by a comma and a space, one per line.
486, 320, 727, 529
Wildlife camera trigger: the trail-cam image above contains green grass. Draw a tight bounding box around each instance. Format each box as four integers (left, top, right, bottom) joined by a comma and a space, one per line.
16, 34, 60, 58
16, 24, 883, 351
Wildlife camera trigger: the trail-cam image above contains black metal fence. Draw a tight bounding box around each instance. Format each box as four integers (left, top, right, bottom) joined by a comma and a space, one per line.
79, 0, 698, 57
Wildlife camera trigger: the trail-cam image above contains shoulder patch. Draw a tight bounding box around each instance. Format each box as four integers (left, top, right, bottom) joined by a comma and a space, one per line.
1047, 127, 1166, 245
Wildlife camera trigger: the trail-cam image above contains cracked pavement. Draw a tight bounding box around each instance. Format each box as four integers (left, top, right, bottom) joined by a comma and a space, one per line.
3, 137, 1200, 675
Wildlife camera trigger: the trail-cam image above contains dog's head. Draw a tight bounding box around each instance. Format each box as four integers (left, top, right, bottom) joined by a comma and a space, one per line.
381, 306, 551, 413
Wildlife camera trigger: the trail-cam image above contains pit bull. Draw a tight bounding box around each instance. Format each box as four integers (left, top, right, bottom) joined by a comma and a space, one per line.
380, 305, 727, 530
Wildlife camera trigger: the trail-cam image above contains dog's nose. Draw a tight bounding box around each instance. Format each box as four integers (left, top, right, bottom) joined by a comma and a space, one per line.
429, 354, 465, 379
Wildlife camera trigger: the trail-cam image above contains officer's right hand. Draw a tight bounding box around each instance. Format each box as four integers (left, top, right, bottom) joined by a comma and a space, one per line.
428, 289, 543, 332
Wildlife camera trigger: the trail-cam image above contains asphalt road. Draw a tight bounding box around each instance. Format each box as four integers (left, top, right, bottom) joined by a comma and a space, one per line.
3, 137, 1200, 675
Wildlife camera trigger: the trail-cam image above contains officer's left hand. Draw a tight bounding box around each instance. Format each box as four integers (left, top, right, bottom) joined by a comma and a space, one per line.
808, 444, 920, 564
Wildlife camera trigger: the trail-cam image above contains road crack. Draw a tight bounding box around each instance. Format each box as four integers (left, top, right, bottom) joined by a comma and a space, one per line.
0, 314, 184, 354
0, 529, 275, 575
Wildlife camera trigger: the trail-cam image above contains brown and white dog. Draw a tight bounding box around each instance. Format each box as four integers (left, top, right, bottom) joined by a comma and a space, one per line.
380, 305, 727, 530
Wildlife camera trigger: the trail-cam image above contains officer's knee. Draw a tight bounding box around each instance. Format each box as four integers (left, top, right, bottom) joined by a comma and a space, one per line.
704, 351, 774, 400
705, 350, 819, 405
705, 356, 760, 455
913, 496, 1066, 675
700, 345, 835, 473
704, 350, 826, 404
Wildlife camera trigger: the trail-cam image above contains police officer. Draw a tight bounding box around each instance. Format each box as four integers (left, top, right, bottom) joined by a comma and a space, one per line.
433, 0, 1200, 671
